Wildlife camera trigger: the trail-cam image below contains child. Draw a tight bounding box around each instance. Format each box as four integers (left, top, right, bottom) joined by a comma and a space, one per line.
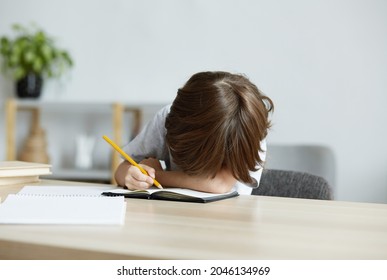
115, 71, 274, 194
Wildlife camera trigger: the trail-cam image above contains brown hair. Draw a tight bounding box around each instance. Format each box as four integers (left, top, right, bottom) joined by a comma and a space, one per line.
165, 71, 274, 183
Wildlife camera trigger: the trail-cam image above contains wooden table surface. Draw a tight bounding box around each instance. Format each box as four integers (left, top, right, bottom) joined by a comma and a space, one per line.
0, 180, 386, 259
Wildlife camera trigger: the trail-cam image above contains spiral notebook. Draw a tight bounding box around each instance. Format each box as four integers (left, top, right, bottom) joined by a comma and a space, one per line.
0, 186, 126, 225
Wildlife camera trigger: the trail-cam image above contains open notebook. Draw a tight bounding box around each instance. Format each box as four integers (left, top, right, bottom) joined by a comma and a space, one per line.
102, 187, 239, 203
0, 186, 126, 225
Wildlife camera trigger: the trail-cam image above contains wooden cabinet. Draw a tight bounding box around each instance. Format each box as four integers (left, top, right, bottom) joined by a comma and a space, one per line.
4, 99, 143, 184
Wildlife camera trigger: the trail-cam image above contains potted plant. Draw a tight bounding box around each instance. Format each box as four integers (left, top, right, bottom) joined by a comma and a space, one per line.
0, 23, 73, 98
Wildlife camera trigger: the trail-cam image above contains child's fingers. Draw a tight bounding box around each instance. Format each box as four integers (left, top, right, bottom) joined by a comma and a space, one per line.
126, 165, 154, 189
125, 179, 151, 190
132, 165, 155, 183
140, 164, 156, 179
125, 176, 151, 190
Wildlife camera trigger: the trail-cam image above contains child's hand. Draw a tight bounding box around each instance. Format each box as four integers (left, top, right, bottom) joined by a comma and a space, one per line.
124, 164, 156, 190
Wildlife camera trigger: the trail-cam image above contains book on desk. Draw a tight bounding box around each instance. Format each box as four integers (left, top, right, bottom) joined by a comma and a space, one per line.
0, 161, 52, 186
102, 187, 239, 203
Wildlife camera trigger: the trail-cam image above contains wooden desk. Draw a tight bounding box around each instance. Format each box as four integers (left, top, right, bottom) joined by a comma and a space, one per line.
0, 180, 386, 259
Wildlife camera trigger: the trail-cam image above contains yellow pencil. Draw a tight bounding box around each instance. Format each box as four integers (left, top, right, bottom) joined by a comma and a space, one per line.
102, 135, 163, 189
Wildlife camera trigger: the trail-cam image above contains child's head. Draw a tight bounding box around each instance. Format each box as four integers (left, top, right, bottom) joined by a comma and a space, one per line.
165, 71, 274, 183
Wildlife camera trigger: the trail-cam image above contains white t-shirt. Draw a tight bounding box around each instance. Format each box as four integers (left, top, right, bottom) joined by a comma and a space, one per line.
122, 105, 266, 195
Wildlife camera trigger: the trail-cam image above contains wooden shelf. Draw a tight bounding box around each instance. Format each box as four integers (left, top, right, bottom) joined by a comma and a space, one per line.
4, 98, 146, 184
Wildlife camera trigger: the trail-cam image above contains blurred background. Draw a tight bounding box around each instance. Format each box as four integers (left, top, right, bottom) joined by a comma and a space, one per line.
0, 0, 386, 203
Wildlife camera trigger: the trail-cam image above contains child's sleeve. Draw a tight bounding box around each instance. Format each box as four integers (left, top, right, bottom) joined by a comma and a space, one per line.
121, 105, 171, 163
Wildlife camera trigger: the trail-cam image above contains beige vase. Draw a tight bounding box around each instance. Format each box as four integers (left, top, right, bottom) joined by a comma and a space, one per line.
19, 109, 50, 164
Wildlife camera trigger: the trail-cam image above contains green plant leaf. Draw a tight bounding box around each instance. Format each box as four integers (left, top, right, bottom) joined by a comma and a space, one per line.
40, 44, 52, 61
9, 53, 19, 66
0, 37, 10, 53
33, 57, 43, 73
24, 50, 35, 63
14, 67, 25, 80
35, 31, 46, 43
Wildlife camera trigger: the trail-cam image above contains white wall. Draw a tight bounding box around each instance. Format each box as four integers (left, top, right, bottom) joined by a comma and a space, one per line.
1, 0, 386, 203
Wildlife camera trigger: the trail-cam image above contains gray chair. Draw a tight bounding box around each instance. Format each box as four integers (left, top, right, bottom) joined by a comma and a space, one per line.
265, 144, 336, 191
252, 169, 333, 200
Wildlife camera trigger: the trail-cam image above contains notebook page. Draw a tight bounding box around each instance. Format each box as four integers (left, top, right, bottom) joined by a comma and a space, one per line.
0, 194, 126, 225
146, 187, 237, 198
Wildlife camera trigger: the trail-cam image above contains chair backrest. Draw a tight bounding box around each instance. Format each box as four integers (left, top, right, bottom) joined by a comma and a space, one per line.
253, 169, 333, 200
265, 144, 336, 190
